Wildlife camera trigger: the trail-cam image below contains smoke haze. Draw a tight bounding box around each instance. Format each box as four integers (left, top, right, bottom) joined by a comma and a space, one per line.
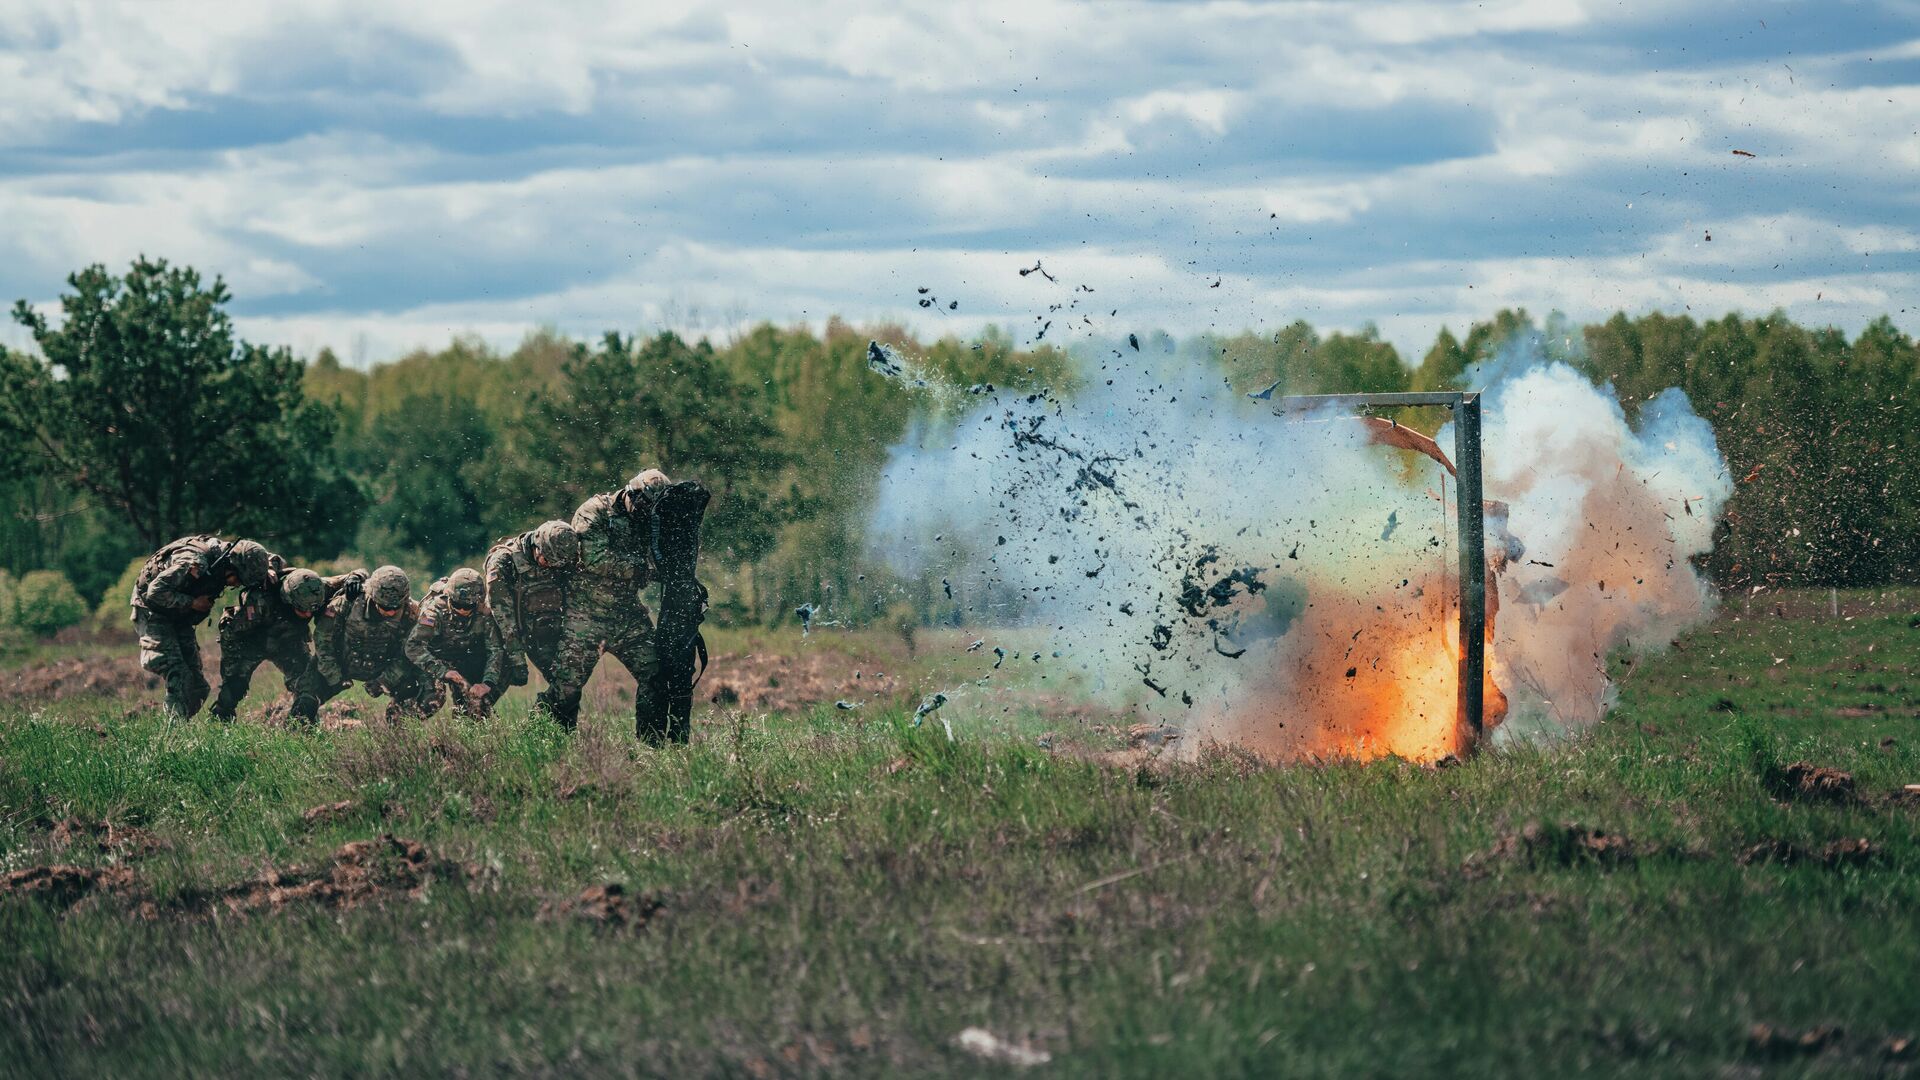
865, 336, 1731, 759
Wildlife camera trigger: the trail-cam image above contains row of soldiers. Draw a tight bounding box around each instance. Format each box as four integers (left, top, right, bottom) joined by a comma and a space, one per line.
129, 469, 691, 741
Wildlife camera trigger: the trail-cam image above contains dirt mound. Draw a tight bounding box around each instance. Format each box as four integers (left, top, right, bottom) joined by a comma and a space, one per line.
1737, 836, 1879, 868
543, 882, 665, 929
47, 816, 168, 857
1, 654, 155, 703
187, 834, 480, 916
0, 864, 137, 911
300, 800, 355, 826
702, 650, 903, 714
1473, 821, 1639, 871
1780, 762, 1856, 804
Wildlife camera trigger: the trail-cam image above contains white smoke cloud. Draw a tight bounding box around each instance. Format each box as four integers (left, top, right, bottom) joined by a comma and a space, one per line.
865, 335, 1730, 759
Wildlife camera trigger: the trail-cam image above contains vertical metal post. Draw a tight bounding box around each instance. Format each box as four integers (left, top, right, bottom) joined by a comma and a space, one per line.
1454, 393, 1486, 741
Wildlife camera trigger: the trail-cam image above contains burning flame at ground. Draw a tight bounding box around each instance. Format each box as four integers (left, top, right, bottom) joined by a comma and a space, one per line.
1191, 571, 1476, 764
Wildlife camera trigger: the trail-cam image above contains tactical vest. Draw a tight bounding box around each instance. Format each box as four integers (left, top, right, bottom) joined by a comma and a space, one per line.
491, 536, 568, 639
132, 534, 229, 613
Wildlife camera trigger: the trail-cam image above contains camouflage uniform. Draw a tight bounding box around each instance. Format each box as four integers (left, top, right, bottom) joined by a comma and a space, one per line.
211, 568, 363, 724
559, 478, 666, 737
485, 521, 580, 727
305, 566, 424, 721
405, 568, 504, 719
131, 536, 283, 719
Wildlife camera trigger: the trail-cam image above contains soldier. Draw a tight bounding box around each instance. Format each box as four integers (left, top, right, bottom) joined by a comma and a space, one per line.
405, 567, 504, 719
130, 535, 283, 719
210, 566, 365, 724
560, 470, 668, 740
484, 520, 581, 728
305, 564, 424, 721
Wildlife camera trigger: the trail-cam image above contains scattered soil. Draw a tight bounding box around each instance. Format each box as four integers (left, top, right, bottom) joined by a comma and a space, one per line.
1780, 762, 1856, 804
178, 834, 482, 917
301, 800, 355, 826
1737, 837, 1879, 869
47, 816, 168, 857
700, 650, 904, 714
542, 882, 665, 930
1748, 1023, 1841, 1058
1474, 821, 1639, 871
0, 654, 155, 703
0, 864, 137, 911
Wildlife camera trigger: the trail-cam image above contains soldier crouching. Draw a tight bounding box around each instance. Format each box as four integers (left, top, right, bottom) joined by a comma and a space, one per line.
131, 535, 283, 720
212, 566, 365, 724
484, 520, 582, 729
300, 564, 428, 722
405, 568, 504, 719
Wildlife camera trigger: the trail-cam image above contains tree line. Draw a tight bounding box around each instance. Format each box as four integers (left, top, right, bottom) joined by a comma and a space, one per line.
1, 258, 1914, 637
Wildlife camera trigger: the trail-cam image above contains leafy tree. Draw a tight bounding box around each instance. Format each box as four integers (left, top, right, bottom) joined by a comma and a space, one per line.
0, 258, 361, 552
357, 393, 498, 567
503, 331, 807, 565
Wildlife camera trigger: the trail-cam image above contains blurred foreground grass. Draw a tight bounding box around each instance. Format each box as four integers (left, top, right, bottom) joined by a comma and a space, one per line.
1, 591, 1917, 1076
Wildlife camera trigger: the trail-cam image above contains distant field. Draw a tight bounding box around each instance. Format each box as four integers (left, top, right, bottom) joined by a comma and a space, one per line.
2, 591, 1917, 1076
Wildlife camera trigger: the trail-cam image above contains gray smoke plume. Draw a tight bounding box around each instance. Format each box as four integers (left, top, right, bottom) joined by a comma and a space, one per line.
865, 335, 1730, 759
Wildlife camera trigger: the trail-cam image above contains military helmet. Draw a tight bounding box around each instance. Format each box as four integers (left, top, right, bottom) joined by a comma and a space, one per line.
446, 567, 484, 608
367, 565, 411, 609
225, 540, 278, 588
280, 569, 326, 614
627, 468, 670, 493
530, 520, 580, 568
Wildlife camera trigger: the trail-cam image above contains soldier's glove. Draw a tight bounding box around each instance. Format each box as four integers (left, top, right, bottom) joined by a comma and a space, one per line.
468, 682, 490, 703
443, 671, 469, 689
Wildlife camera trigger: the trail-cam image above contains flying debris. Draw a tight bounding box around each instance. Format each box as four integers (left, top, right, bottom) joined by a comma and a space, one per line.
1248, 378, 1282, 401
835, 700, 861, 711
795, 603, 818, 635
912, 692, 949, 726
1128, 333, 1140, 351
966, 639, 985, 652
1380, 510, 1400, 541
866, 340, 904, 379
993, 647, 1007, 669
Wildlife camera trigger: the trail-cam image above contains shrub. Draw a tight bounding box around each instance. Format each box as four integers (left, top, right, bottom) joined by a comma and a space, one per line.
9, 570, 87, 637
94, 556, 147, 630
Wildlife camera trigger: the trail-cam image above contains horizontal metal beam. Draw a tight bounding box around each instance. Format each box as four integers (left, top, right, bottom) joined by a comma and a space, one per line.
1272, 391, 1464, 411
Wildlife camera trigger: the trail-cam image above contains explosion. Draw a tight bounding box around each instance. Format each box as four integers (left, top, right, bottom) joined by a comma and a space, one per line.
866, 337, 1731, 762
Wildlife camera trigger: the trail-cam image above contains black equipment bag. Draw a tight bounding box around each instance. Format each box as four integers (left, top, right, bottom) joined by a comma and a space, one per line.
644, 480, 711, 743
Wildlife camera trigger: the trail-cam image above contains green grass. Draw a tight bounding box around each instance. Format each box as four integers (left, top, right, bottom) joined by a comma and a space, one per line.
2, 593, 1917, 1077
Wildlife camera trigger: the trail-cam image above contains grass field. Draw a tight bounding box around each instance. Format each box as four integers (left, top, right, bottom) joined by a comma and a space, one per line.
2, 590, 1917, 1076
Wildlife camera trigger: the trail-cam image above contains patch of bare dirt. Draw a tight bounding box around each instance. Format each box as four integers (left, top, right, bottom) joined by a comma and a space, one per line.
542, 882, 665, 930
1737, 837, 1880, 869
0, 864, 137, 911
1747, 1023, 1842, 1058
700, 650, 903, 714
181, 834, 484, 916
0, 654, 155, 703
47, 816, 168, 857
1781, 761, 1856, 804
300, 800, 355, 827
1469, 821, 1640, 873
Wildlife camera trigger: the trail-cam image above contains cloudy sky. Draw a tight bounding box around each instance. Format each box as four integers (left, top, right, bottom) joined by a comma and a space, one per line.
3, 0, 1917, 364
